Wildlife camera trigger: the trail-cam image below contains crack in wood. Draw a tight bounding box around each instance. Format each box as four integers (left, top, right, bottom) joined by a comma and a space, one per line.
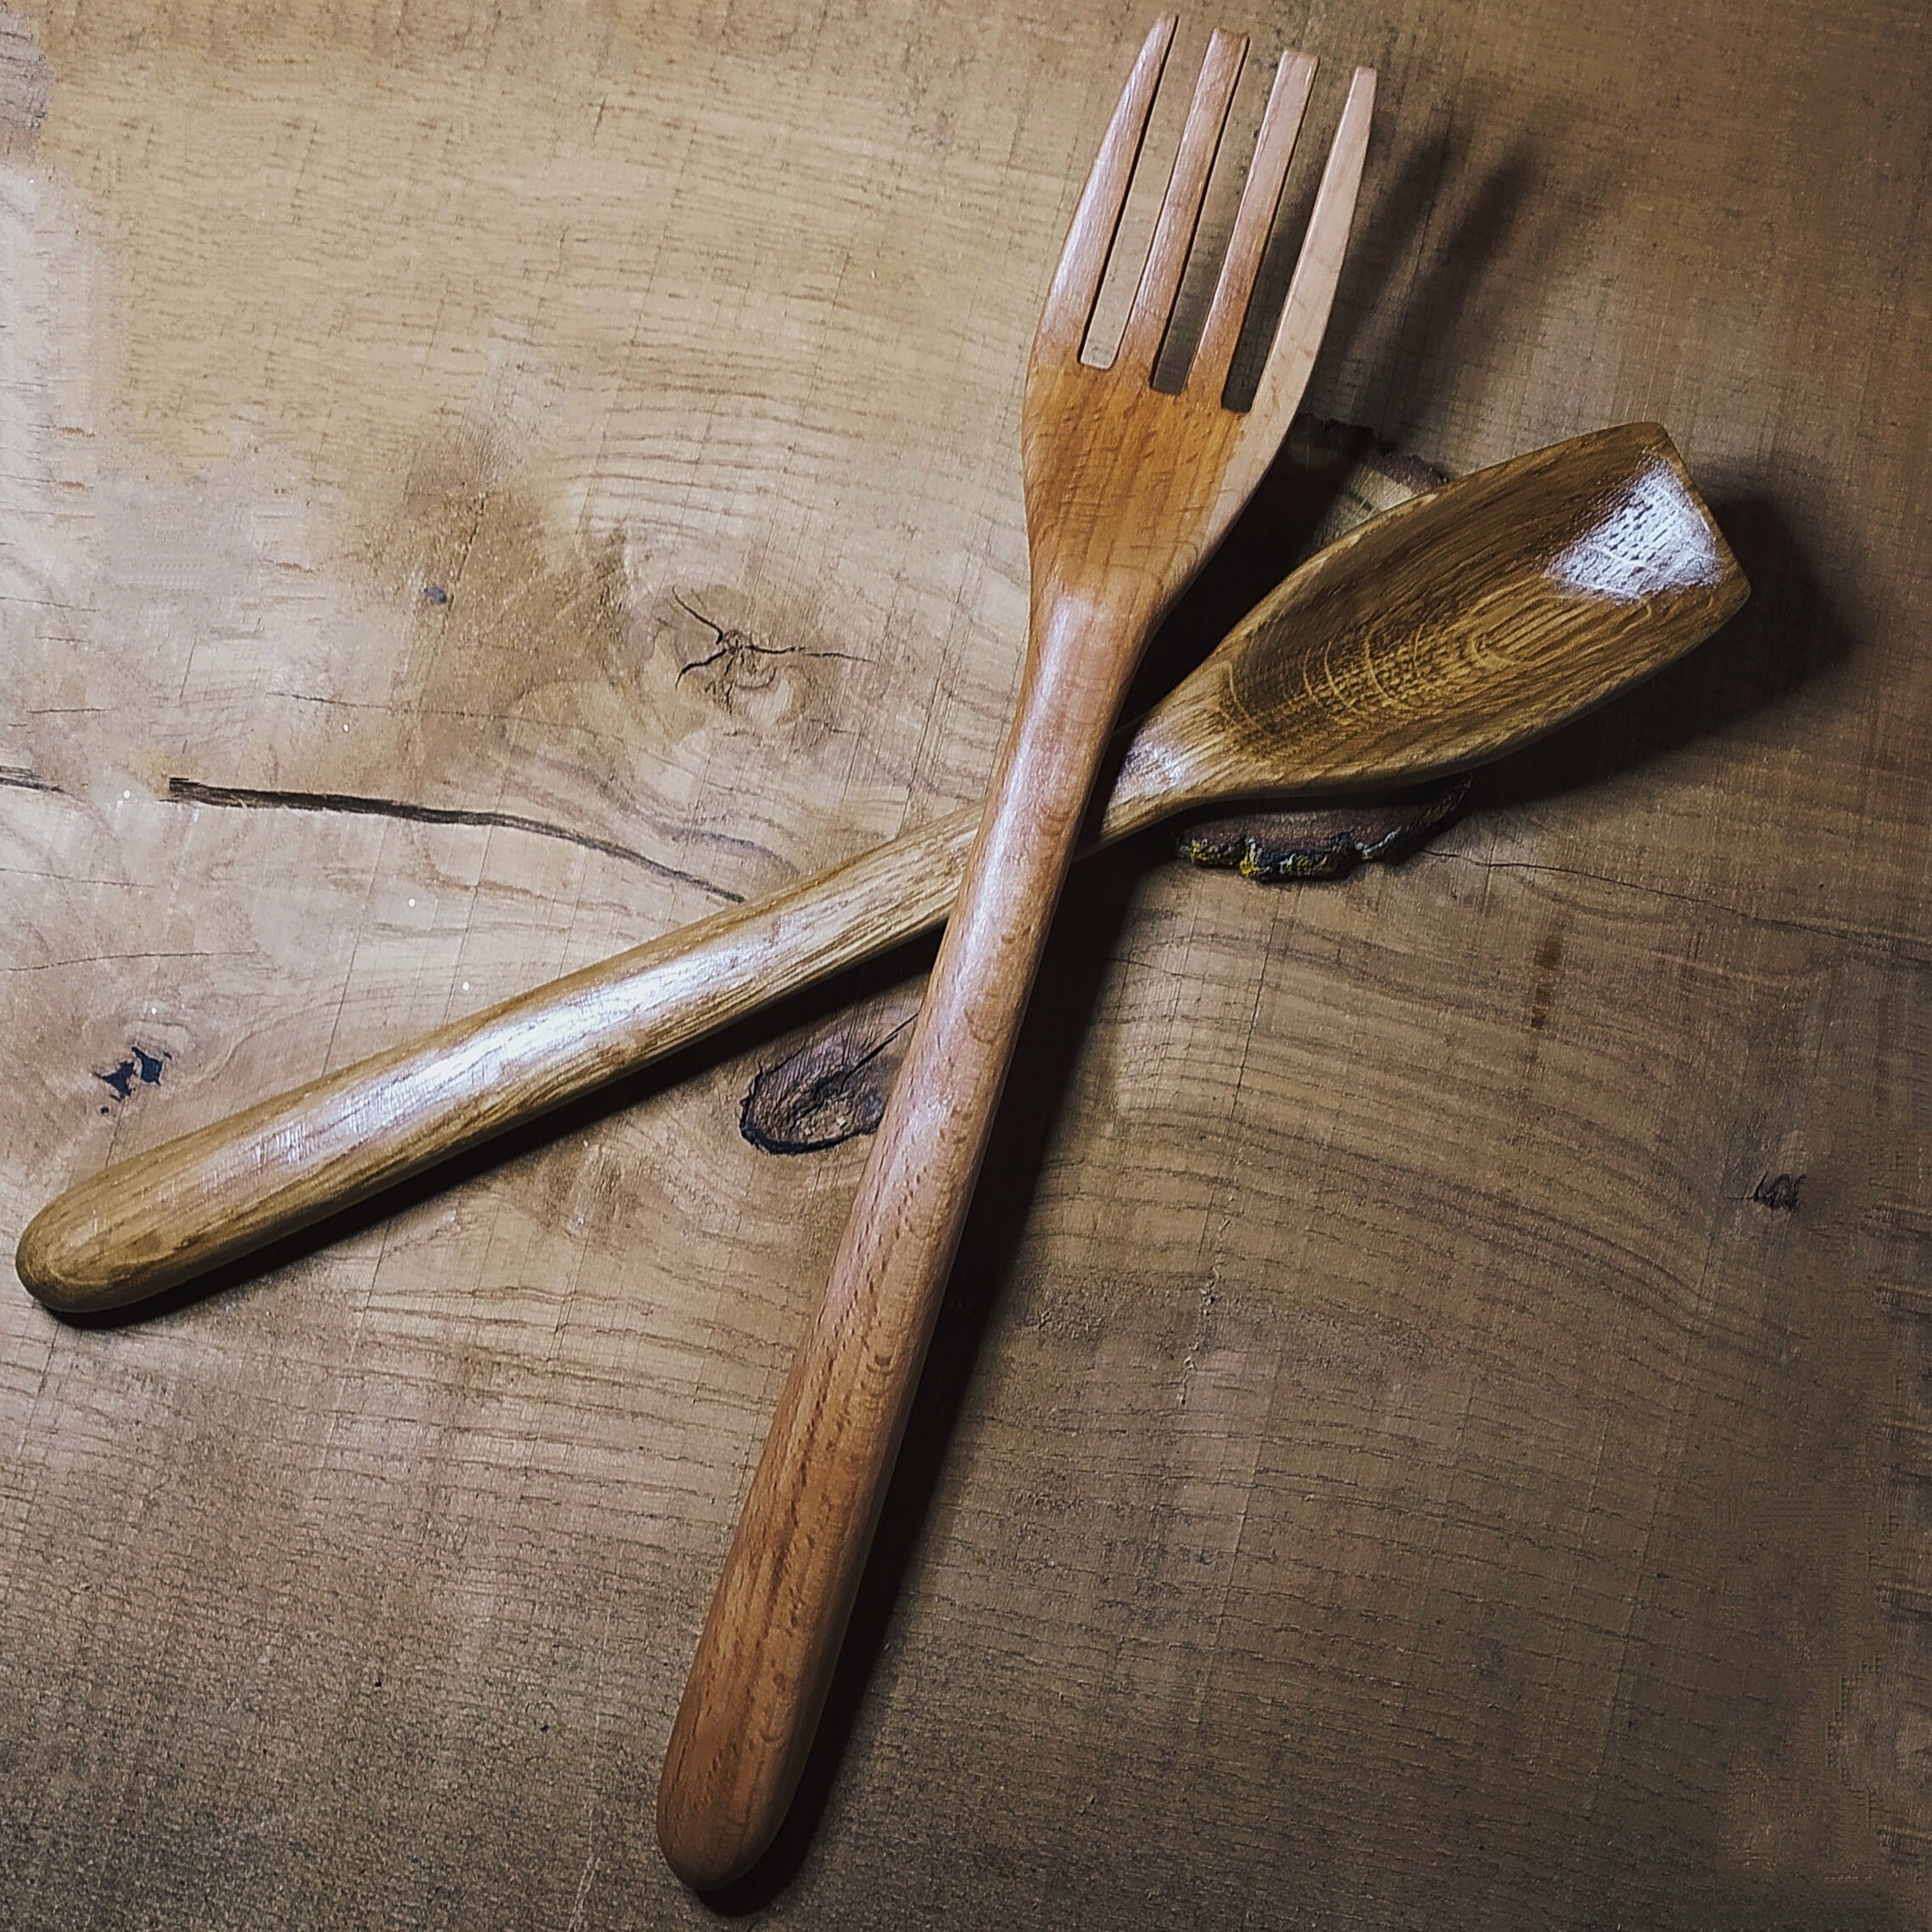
740, 1001, 918, 1155
1175, 777, 1470, 882
0, 763, 63, 794
1751, 1171, 1803, 1213
737, 784, 1474, 1160
161, 776, 743, 902
672, 591, 868, 712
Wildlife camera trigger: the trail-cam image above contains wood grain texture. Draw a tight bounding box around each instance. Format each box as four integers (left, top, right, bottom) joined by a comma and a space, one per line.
0, 0, 1928, 1926
15, 424, 1743, 1317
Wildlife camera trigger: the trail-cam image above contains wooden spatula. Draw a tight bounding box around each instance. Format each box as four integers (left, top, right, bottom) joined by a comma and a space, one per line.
16, 423, 1745, 1321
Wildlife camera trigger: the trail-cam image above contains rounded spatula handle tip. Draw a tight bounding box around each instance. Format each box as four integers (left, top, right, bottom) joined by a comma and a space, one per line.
14, 812, 980, 1315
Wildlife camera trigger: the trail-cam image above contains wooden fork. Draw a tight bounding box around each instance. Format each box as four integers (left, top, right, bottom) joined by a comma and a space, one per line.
656, 18, 1374, 1887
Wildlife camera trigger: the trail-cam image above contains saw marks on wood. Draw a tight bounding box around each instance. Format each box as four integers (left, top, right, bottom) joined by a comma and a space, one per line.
2, 0, 1930, 1924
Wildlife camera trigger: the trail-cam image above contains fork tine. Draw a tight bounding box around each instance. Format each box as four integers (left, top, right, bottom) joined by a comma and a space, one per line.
1242, 64, 1376, 435
1034, 15, 1176, 366
1114, 27, 1248, 377
1185, 48, 1316, 401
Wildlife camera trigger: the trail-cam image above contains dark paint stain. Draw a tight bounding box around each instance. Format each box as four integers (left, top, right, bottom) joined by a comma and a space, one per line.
422, 583, 449, 605
97, 1044, 167, 1103
1753, 1172, 1802, 1213
1177, 776, 1468, 882
741, 1008, 916, 1154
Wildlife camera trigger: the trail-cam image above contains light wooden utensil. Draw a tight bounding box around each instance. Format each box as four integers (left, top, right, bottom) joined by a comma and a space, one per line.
14, 422, 1745, 1321
654, 18, 1376, 1888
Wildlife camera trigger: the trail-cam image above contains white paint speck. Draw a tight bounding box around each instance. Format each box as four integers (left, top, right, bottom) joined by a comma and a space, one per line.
407, 897, 416, 907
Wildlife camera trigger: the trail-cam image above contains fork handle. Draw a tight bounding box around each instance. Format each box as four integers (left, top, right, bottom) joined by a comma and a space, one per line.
657, 606, 1130, 1888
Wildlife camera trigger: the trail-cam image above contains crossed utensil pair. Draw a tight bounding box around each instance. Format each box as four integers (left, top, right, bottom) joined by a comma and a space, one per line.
19, 17, 1745, 1890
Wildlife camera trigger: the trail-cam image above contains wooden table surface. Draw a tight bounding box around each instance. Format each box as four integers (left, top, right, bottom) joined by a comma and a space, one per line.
3, 0, 1928, 1924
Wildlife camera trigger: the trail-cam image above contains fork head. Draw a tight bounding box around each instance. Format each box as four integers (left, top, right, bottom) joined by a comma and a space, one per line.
1024, 17, 1373, 639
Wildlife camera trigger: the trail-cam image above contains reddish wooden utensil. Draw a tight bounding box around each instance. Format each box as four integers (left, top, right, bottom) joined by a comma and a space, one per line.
656, 15, 1375, 1889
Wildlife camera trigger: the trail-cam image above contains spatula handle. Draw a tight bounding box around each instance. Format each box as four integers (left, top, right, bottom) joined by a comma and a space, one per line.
656, 616, 1124, 1890
15, 809, 983, 1314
